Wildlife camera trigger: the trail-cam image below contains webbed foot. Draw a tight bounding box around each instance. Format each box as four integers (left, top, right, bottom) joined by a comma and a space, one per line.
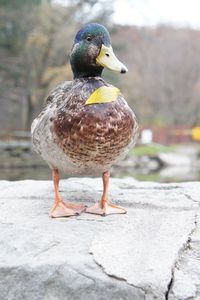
86, 201, 126, 216
50, 200, 86, 218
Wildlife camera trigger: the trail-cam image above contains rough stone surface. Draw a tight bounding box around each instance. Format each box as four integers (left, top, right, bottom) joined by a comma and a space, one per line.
0, 178, 200, 300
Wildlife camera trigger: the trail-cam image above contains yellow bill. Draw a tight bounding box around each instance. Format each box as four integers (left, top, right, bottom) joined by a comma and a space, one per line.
96, 44, 128, 73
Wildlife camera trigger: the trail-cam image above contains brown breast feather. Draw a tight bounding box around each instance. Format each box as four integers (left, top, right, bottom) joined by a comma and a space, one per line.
53, 79, 137, 166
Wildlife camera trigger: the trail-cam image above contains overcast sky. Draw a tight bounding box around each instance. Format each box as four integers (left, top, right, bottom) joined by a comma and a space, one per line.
113, 0, 200, 28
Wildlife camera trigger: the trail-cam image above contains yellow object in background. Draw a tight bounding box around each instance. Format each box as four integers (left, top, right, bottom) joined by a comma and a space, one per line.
85, 86, 120, 105
192, 127, 200, 141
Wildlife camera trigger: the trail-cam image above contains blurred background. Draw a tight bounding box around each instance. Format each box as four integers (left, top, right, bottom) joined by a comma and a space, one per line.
0, 0, 200, 182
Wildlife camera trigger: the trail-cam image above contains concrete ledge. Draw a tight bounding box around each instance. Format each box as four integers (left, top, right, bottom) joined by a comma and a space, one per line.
0, 178, 200, 300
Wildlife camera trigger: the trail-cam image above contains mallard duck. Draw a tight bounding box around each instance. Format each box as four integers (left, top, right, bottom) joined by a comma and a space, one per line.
31, 23, 138, 217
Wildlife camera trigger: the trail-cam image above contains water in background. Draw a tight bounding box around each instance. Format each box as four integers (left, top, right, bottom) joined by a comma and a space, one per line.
0, 141, 199, 182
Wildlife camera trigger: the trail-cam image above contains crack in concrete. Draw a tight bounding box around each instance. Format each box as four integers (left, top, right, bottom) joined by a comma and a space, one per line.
70, 267, 97, 287
183, 192, 200, 204
120, 186, 181, 191
165, 213, 198, 300
165, 277, 173, 300
91, 254, 146, 298
33, 241, 60, 258
165, 189, 200, 299
121, 202, 196, 211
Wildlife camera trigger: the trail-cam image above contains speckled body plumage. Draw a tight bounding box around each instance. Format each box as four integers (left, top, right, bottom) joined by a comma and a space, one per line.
32, 77, 138, 176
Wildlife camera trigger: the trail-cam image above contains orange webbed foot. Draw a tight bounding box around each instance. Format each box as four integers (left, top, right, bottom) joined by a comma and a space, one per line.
50, 200, 86, 218
85, 171, 127, 216
50, 168, 87, 218
85, 200, 127, 216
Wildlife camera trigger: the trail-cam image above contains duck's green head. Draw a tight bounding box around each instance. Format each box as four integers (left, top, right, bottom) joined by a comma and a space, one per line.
70, 23, 128, 79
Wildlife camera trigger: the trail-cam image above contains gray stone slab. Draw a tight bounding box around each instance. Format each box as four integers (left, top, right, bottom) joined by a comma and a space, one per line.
168, 215, 200, 300
0, 178, 199, 300
91, 209, 196, 299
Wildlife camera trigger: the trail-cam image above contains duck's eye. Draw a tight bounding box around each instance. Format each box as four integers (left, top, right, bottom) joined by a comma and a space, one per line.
86, 36, 92, 42
105, 53, 110, 57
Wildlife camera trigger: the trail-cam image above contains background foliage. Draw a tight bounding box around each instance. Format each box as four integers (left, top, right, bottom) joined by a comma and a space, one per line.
0, 0, 200, 133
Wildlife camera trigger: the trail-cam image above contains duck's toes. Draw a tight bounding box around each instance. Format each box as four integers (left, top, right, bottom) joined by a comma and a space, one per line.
63, 201, 87, 214
85, 202, 127, 216
50, 200, 83, 218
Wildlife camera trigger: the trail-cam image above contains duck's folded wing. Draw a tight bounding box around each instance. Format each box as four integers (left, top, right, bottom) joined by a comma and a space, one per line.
31, 81, 72, 154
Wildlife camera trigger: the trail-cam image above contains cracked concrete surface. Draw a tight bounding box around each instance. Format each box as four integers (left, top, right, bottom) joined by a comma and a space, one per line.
0, 178, 199, 300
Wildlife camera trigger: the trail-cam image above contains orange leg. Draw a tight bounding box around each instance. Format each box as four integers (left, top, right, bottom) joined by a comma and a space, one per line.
50, 169, 86, 218
86, 171, 127, 216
